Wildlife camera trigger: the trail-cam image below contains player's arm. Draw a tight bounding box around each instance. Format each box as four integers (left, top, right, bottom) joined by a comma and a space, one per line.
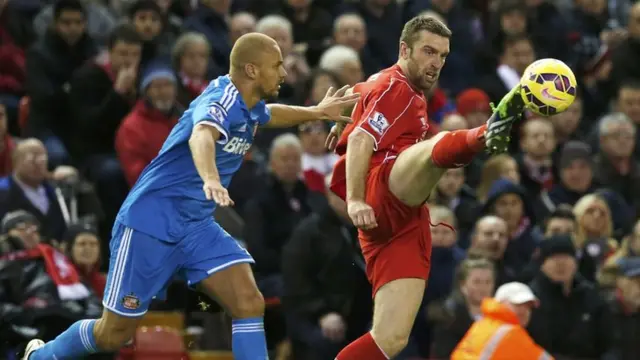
264, 86, 358, 128
189, 124, 222, 183
346, 129, 374, 202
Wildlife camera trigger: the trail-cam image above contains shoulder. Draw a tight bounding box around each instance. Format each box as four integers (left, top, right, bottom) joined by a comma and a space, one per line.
200, 78, 240, 113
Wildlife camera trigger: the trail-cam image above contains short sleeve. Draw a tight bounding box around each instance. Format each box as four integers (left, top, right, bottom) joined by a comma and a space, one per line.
192, 100, 235, 145
256, 101, 271, 126
357, 80, 416, 150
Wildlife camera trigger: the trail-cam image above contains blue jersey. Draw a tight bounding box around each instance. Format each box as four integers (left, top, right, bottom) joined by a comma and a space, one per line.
116, 75, 271, 242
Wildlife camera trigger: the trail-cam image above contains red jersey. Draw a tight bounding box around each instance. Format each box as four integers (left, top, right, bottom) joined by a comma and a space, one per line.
330, 65, 429, 200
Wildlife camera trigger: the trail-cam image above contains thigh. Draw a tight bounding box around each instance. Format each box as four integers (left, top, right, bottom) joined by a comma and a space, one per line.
388, 132, 449, 206
179, 221, 255, 287
370, 278, 426, 341
103, 222, 181, 317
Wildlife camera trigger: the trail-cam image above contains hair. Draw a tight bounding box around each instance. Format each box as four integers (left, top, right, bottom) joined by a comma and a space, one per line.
597, 112, 634, 137
128, 0, 163, 18
455, 257, 496, 290
319, 45, 360, 74
572, 194, 613, 247
501, 33, 532, 54
53, 0, 85, 20
476, 154, 516, 202
256, 14, 292, 35
496, 0, 527, 16
430, 205, 457, 227
171, 32, 210, 68
107, 23, 143, 49
400, 15, 452, 48
618, 80, 640, 94
522, 117, 554, 137
418, 10, 447, 25
543, 204, 576, 232
333, 13, 365, 32
269, 133, 302, 158
301, 69, 339, 104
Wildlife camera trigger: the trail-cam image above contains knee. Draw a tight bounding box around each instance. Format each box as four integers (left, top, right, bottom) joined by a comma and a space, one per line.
370, 326, 410, 357
231, 288, 265, 319
93, 318, 137, 351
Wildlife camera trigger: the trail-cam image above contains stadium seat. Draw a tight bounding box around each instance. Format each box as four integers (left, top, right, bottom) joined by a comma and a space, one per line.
138, 311, 185, 330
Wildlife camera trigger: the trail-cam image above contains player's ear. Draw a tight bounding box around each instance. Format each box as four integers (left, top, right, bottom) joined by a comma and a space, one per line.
245, 63, 258, 80
399, 42, 409, 60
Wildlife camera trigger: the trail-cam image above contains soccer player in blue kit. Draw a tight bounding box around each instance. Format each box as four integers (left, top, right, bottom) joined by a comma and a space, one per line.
23, 33, 358, 360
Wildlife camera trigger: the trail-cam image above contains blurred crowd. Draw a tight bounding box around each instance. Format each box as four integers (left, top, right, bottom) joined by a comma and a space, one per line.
0, 0, 639, 359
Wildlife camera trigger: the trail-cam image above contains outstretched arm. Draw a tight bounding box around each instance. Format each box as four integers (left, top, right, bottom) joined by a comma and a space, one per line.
264, 86, 358, 128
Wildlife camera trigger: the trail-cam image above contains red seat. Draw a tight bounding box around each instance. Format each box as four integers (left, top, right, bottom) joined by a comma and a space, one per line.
117, 326, 189, 360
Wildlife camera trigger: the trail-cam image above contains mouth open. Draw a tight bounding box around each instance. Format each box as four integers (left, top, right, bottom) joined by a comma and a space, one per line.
425, 73, 437, 82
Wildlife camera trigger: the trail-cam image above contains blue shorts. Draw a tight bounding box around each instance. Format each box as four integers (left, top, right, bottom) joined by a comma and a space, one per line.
102, 221, 254, 317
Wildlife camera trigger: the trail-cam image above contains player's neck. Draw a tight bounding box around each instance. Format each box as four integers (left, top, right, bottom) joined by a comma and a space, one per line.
228, 73, 261, 108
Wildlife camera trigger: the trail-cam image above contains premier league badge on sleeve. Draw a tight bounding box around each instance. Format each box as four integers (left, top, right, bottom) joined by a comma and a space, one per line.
208, 104, 226, 123
368, 111, 389, 135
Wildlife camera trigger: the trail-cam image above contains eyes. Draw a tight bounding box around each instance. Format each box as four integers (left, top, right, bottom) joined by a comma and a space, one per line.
422, 47, 448, 60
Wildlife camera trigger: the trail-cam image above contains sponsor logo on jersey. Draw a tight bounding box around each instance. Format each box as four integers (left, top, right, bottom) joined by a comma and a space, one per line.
368, 111, 389, 135
223, 137, 252, 155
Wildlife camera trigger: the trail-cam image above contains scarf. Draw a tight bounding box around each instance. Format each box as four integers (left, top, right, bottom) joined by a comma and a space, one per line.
181, 73, 207, 98
1, 244, 90, 300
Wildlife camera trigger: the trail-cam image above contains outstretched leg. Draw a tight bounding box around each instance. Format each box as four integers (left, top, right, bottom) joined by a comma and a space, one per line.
388, 85, 525, 206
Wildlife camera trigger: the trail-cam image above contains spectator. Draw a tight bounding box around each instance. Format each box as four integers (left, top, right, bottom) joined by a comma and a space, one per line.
256, 15, 309, 102
282, 174, 371, 360
300, 69, 339, 106
244, 134, 311, 289
0, 0, 33, 135
609, 3, 640, 96
25, 0, 97, 168
0, 139, 76, 241
542, 204, 577, 238
172, 32, 212, 107
548, 92, 585, 148
299, 121, 337, 194
440, 113, 468, 132
0, 103, 16, 177
451, 282, 550, 360
429, 257, 496, 359
604, 257, 640, 360
481, 179, 540, 277
33, 0, 116, 46
476, 154, 520, 203
572, 193, 618, 282
614, 82, 640, 145
332, 13, 379, 77
62, 222, 105, 298
229, 12, 256, 45
535, 141, 595, 221
429, 168, 480, 240
68, 24, 142, 226
129, 0, 172, 67
528, 235, 615, 359
516, 118, 556, 197
592, 112, 640, 214
183, 0, 232, 72
116, 62, 180, 186
455, 88, 492, 129
319, 45, 364, 87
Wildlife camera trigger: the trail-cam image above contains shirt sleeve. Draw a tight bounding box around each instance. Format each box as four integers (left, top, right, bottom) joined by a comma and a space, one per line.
256, 101, 271, 126
191, 90, 239, 145
356, 79, 415, 150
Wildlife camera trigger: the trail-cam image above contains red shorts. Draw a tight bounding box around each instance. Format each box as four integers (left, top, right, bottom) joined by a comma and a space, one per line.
360, 159, 432, 297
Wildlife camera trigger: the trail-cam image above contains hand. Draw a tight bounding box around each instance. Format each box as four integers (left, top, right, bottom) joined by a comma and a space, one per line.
348, 200, 377, 230
51, 165, 78, 182
203, 180, 234, 207
319, 312, 346, 342
114, 66, 137, 94
316, 85, 359, 123
325, 123, 345, 151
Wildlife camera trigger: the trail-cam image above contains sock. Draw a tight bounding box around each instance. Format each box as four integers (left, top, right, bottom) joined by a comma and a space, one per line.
431, 124, 487, 168
231, 317, 268, 360
336, 332, 389, 360
29, 319, 98, 360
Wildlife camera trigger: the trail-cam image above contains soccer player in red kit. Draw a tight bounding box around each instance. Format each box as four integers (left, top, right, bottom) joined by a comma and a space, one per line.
326, 16, 526, 359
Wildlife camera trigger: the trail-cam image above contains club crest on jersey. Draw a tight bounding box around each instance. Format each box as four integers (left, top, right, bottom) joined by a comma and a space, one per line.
208, 104, 226, 122
368, 112, 389, 135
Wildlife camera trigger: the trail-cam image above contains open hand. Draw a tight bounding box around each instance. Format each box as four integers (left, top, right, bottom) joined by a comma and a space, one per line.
316, 85, 359, 123
203, 180, 234, 207
348, 200, 377, 230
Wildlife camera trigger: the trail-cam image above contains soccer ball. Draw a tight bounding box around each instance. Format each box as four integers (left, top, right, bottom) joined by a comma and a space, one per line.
519, 58, 577, 117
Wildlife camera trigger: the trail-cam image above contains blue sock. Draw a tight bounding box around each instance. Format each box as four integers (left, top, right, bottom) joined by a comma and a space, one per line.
29, 319, 98, 360
231, 317, 268, 360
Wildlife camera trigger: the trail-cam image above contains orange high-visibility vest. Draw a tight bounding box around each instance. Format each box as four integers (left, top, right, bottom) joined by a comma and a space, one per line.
451, 298, 553, 360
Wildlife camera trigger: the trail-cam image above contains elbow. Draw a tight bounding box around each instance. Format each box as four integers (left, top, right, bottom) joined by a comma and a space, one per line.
348, 128, 375, 150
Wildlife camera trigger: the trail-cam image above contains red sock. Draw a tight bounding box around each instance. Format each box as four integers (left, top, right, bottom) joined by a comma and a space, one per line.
431, 124, 487, 168
336, 332, 389, 360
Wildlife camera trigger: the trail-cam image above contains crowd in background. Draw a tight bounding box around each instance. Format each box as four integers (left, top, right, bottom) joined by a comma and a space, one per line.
0, 0, 640, 359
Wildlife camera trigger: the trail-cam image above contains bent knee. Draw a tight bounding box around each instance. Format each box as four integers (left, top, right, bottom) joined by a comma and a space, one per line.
370, 328, 410, 357
94, 318, 137, 350
231, 289, 265, 318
